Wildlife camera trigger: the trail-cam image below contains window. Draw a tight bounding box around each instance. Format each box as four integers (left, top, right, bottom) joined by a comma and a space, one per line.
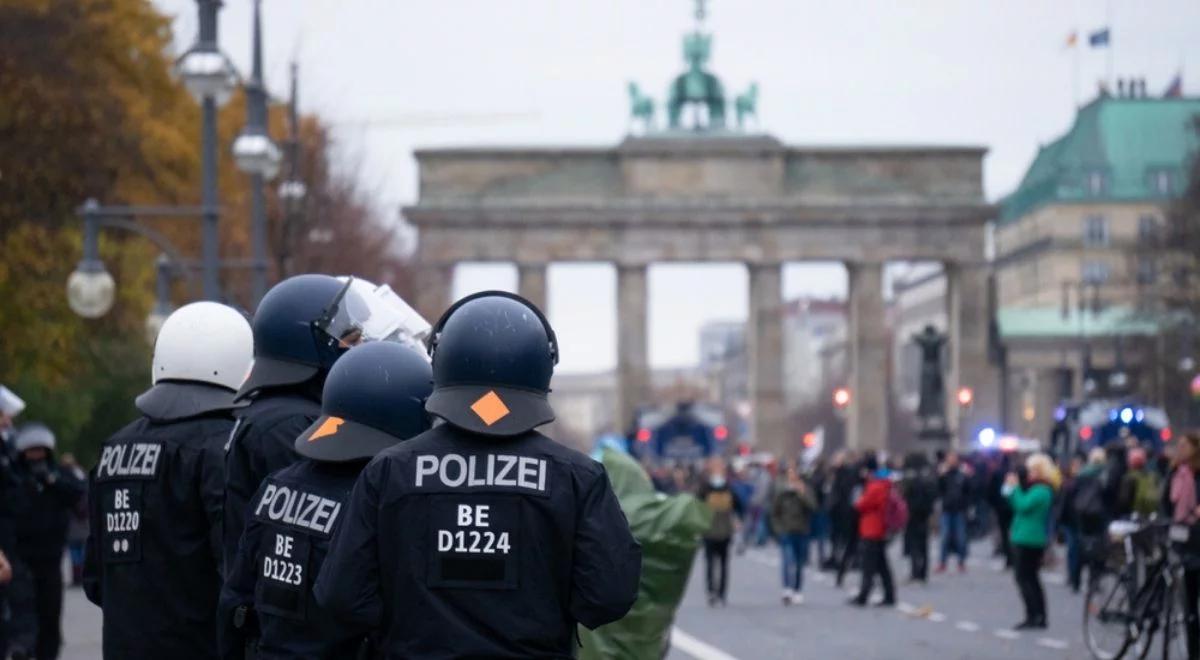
1083, 214, 1109, 247
1082, 260, 1110, 284
1138, 214, 1159, 243
1149, 169, 1175, 196
1087, 171, 1108, 196
1137, 257, 1157, 285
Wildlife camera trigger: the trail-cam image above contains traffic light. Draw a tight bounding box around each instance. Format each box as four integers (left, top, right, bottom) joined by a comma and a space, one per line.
956, 386, 974, 408
832, 387, 851, 409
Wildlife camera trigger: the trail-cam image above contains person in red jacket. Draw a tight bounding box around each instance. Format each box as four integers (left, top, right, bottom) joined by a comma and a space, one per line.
849, 455, 896, 607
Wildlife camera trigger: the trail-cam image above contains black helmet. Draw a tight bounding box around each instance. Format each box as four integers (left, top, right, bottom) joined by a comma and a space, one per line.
295, 342, 433, 461
425, 291, 557, 436
238, 274, 371, 399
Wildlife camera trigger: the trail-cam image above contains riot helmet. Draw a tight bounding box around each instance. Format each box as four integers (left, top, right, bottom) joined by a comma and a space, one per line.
15, 422, 55, 453
295, 341, 433, 462
136, 302, 254, 419
424, 291, 557, 437
238, 274, 373, 399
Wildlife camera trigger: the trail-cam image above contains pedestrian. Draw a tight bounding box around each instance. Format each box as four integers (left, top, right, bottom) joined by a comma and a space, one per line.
315, 291, 641, 658
220, 341, 433, 659
771, 463, 816, 605
988, 453, 1014, 567
0, 385, 26, 657
82, 302, 253, 660
223, 275, 379, 570
57, 455, 86, 588
1118, 447, 1162, 519
10, 423, 85, 660
831, 451, 862, 583
1167, 433, 1200, 660
849, 455, 896, 607
698, 456, 741, 606
937, 451, 971, 573
901, 453, 937, 583
1005, 452, 1060, 630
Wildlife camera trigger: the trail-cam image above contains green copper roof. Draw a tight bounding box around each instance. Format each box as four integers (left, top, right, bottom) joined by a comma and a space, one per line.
999, 95, 1200, 222
998, 306, 1159, 339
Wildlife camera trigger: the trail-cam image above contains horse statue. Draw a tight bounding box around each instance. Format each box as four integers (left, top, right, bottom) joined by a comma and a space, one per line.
627, 82, 656, 133
735, 82, 758, 130
666, 32, 726, 130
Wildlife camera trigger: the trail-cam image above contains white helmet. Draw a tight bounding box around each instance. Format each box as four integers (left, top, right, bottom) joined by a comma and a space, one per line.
15, 423, 54, 452
152, 302, 253, 391
0, 385, 25, 418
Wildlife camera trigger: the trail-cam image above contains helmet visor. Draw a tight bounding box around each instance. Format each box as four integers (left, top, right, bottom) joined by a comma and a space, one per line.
313, 278, 373, 349
339, 278, 432, 354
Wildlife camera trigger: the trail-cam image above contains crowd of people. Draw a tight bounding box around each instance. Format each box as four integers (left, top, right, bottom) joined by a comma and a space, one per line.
677, 434, 1200, 655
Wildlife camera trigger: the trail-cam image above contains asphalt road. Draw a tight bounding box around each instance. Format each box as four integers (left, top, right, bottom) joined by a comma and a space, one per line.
667, 540, 1091, 660
59, 540, 1095, 659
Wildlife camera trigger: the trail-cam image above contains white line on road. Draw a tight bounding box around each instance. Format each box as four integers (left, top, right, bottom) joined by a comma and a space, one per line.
1036, 638, 1070, 650
928, 612, 947, 622
955, 621, 981, 632
993, 629, 1021, 640
671, 627, 742, 660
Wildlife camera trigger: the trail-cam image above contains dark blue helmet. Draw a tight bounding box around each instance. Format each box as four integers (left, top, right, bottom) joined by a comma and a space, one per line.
424, 291, 557, 437
238, 274, 371, 399
295, 341, 433, 462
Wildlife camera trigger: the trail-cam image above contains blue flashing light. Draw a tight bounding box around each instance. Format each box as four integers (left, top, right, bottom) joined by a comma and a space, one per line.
978, 427, 997, 448
1054, 406, 1067, 422
1135, 409, 1145, 423
1119, 407, 1134, 425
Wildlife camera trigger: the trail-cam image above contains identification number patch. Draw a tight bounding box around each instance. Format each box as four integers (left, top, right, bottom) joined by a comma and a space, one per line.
101, 484, 143, 563
427, 497, 519, 590
255, 531, 310, 620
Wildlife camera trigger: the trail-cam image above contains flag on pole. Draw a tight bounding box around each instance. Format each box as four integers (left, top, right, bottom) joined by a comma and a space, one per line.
1065, 31, 1078, 48
1164, 73, 1183, 98
1088, 28, 1111, 47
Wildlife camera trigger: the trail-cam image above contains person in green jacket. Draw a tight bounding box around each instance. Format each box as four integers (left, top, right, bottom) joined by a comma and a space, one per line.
770, 463, 817, 605
1004, 452, 1060, 630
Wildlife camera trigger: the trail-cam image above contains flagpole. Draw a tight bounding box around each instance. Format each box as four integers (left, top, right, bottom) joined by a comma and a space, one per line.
1106, 0, 1114, 89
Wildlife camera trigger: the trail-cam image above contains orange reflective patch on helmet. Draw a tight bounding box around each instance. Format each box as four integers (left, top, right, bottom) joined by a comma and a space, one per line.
470, 391, 510, 426
309, 416, 344, 441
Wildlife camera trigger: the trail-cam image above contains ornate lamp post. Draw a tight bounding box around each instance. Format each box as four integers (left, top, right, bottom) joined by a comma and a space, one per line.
233, 0, 281, 305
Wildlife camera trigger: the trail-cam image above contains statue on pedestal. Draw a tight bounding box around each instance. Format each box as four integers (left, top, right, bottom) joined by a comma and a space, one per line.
912, 324, 949, 440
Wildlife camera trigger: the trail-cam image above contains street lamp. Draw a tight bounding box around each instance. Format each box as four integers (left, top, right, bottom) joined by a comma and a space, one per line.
145, 255, 175, 344
234, 0, 281, 305
174, 0, 236, 301
67, 199, 117, 318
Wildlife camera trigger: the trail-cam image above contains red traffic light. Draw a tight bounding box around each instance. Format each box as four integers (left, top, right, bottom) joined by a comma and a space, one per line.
956, 387, 974, 407
1079, 426, 1093, 441
832, 387, 852, 409
802, 432, 817, 448
714, 425, 729, 441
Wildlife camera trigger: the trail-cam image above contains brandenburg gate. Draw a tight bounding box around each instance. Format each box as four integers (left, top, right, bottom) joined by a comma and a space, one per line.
403, 5, 998, 454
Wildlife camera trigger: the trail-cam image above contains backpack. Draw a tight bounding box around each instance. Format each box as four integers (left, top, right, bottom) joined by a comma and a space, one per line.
1131, 471, 1162, 517
885, 490, 909, 537
1072, 474, 1107, 527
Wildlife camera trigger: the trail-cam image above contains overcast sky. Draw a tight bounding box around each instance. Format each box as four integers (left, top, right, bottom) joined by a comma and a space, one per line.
154, 0, 1199, 373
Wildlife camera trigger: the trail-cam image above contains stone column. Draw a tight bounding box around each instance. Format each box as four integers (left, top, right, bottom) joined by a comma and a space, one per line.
517, 262, 549, 313
748, 262, 787, 456
616, 264, 650, 434
413, 262, 455, 323
945, 262, 999, 448
847, 262, 888, 452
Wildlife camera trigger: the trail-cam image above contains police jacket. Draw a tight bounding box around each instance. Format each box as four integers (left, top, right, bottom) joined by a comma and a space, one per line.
223, 388, 321, 571
314, 425, 642, 659
81, 410, 229, 660
0, 441, 26, 556
13, 454, 84, 563
219, 459, 368, 660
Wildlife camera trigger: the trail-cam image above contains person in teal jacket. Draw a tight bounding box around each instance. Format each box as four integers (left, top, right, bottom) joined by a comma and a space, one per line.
1004, 453, 1060, 630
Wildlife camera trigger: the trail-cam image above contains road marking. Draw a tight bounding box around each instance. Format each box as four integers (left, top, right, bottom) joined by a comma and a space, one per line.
993, 629, 1020, 640
955, 621, 980, 632
928, 612, 947, 622
896, 601, 917, 615
1036, 638, 1069, 650
671, 627, 741, 660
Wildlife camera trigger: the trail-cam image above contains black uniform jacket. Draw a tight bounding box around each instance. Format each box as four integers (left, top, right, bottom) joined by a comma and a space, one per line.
219, 459, 368, 660
82, 411, 229, 660
313, 424, 642, 659
223, 390, 321, 571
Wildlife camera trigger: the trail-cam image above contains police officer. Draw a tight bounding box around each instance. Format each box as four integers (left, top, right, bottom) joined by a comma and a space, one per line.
316, 291, 642, 658
223, 274, 376, 570
219, 341, 433, 659
0, 385, 25, 658
81, 302, 253, 659
10, 423, 84, 660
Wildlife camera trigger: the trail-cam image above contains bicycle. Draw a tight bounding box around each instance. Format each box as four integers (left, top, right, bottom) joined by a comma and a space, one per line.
1085, 519, 1190, 660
